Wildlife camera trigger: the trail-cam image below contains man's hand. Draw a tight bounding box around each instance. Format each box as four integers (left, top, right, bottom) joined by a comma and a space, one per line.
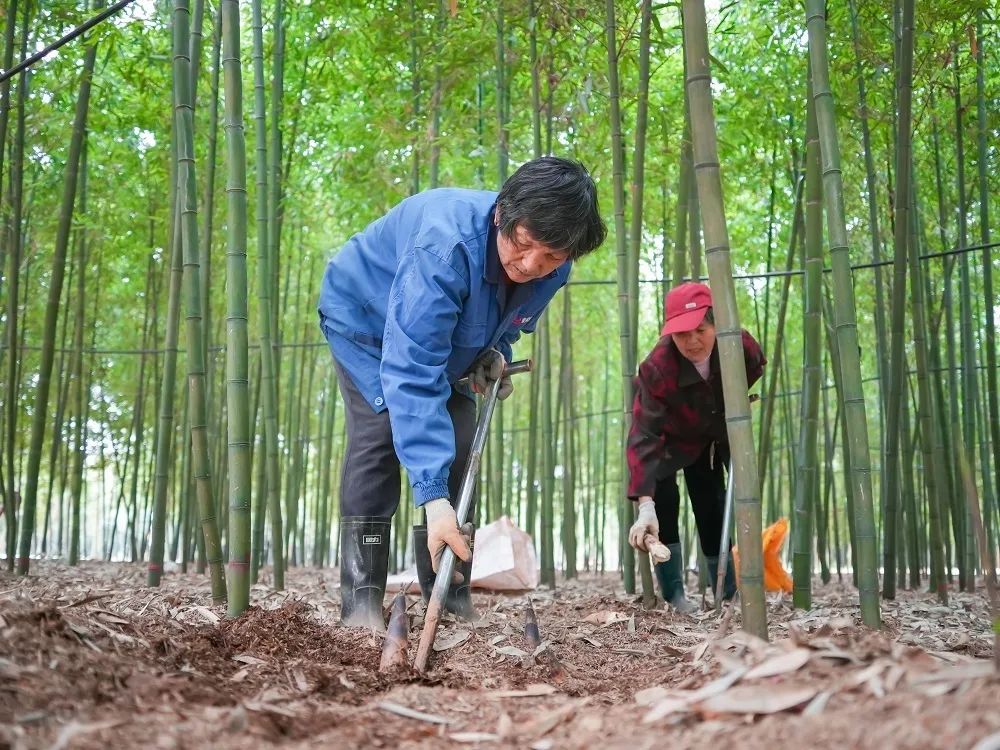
628, 498, 659, 551
425, 498, 472, 582
468, 349, 513, 400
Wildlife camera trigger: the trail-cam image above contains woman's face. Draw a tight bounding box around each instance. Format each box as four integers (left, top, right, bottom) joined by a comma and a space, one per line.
671, 321, 717, 363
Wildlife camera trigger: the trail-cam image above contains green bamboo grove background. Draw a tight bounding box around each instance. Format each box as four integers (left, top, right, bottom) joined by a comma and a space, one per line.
0, 0, 998, 624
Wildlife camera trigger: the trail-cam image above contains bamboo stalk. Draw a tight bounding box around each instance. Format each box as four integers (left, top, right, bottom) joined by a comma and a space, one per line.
881, 0, 915, 600
16, 40, 97, 574
793, 69, 823, 610
174, 0, 226, 601
682, 0, 766, 639
975, 10, 999, 557
805, 0, 880, 628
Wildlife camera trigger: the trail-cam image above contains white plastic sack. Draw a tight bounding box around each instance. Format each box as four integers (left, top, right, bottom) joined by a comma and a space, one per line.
385, 515, 538, 593
469, 515, 538, 591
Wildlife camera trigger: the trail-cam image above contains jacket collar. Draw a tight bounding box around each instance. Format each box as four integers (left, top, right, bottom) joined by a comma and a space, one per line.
485, 207, 503, 283
676, 341, 719, 387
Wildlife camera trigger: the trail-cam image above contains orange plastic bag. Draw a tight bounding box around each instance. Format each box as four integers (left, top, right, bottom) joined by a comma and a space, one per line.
732, 517, 793, 593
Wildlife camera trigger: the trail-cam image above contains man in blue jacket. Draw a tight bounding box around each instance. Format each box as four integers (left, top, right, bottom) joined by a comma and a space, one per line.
318, 157, 606, 628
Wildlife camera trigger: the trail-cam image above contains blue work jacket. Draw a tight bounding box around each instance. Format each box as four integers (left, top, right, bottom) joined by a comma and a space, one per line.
317, 188, 571, 506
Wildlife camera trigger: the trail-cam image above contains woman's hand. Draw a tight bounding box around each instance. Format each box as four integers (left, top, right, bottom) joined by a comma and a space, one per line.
628, 498, 659, 551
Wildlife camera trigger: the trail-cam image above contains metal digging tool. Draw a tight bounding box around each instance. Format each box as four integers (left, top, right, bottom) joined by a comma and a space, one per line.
715, 458, 735, 613
715, 395, 759, 612
413, 358, 532, 673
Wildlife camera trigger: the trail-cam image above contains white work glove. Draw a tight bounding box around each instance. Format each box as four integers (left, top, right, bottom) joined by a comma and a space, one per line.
424, 498, 472, 582
467, 348, 513, 400
628, 498, 659, 551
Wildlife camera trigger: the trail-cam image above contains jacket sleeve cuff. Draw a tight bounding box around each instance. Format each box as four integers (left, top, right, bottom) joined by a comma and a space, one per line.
496, 339, 514, 363
627, 478, 655, 501
413, 479, 450, 506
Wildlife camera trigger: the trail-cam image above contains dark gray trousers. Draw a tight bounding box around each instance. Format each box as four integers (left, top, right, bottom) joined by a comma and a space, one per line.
333, 359, 477, 519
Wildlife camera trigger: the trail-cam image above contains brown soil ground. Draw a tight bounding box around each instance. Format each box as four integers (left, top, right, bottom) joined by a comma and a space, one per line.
0, 561, 996, 749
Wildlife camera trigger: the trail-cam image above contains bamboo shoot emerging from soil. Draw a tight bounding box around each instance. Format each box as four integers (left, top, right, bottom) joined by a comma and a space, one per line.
379, 593, 408, 673
524, 602, 541, 652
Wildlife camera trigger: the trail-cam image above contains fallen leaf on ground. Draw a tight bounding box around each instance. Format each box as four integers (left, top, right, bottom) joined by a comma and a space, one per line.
490, 684, 557, 698
583, 610, 629, 626
634, 686, 670, 706
433, 628, 472, 651
643, 697, 692, 723
232, 654, 268, 666
698, 684, 817, 714
744, 648, 812, 679
450, 732, 499, 742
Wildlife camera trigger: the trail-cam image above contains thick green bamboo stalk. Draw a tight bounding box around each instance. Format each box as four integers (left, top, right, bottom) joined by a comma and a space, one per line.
67, 138, 89, 566
281, 265, 305, 562
528, 0, 542, 160
317, 379, 337, 566
975, 11, 999, 555
925, 99, 962, 586
250, 0, 283, 590
221, 0, 252, 617
525, 334, 540, 537
426, 0, 444, 187
910, 192, 948, 603
881, 0, 914, 600
0, 0, 18, 205
683, 0, 766, 638
539, 314, 555, 587
126, 285, 153, 562
494, 0, 506, 183
16, 41, 96, 574
627, 0, 651, 354
560, 289, 577, 578
198, 0, 221, 392
793, 75, 822, 610
268, 0, 285, 343
174, 0, 226, 602
605, 0, 640, 598
806, 0, 880, 628
672, 98, 691, 285
847, 0, 890, 425
953, 44, 978, 594
900, 374, 921, 588
150, 204, 185, 585
4, 1, 30, 570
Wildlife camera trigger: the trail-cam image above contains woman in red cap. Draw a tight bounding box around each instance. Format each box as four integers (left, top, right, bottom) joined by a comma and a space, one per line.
626, 282, 766, 612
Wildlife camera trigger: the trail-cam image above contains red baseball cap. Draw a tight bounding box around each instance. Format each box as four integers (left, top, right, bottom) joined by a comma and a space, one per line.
661, 282, 713, 335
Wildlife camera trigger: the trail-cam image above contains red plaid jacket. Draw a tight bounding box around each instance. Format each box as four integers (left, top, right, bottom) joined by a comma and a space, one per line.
627, 330, 766, 498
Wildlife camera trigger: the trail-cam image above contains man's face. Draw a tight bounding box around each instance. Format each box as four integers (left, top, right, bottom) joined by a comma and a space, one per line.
496, 221, 569, 283
671, 321, 716, 363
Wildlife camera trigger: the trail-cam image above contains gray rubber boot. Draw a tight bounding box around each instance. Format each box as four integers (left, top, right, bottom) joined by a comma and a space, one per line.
413, 525, 479, 621
705, 553, 738, 602
654, 542, 697, 614
339, 516, 391, 630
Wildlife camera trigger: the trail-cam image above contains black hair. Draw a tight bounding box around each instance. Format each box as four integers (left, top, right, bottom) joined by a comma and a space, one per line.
703, 307, 715, 325
495, 156, 607, 260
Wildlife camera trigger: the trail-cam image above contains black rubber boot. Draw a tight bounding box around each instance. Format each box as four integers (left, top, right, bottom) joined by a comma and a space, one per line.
706, 553, 737, 602
413, 525, 479, 621
654, 543, 697, 614
339, 516, 391, 630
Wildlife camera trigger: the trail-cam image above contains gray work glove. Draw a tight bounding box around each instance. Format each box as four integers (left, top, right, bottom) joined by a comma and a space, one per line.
467, 348, 513, 400
628, 498, 659, 551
